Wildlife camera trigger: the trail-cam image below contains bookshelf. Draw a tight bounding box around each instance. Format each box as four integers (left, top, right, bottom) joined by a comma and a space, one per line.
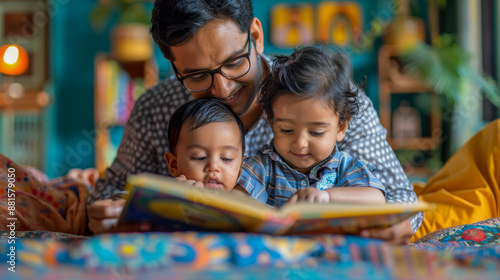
94, 53, 158, 173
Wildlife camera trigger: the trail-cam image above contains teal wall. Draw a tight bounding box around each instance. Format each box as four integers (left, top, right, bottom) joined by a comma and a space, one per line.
252, 0, 391, 106
47, 0, 110, 177
46, 0, 396, 178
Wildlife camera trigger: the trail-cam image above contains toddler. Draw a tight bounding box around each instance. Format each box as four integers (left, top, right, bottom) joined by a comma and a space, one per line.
237, 47, 386, 206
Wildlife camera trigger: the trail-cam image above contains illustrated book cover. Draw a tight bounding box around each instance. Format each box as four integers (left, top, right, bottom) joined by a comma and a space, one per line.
118, 173, 431, 235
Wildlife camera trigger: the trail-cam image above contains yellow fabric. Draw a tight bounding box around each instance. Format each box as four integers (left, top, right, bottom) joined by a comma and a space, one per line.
411, 119, 500, 242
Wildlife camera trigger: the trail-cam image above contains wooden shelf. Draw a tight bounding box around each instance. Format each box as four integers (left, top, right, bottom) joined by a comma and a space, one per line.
378, 45, 441, 151
389, 137, 440, 150
388, 83, 430, 94
0, 90, 50, 111
0, 0, 50, 171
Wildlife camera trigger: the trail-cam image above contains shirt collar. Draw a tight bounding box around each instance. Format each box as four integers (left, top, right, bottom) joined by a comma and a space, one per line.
310, 145, 341, 179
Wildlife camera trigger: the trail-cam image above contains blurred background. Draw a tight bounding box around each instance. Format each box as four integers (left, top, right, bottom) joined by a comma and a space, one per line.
0, 0, 498, 181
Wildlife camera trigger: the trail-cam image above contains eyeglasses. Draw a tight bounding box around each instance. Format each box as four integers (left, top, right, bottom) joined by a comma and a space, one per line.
172, 31, 252, 93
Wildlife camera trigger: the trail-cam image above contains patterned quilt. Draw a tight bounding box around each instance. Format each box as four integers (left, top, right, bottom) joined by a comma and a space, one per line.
1, 217, 500, 279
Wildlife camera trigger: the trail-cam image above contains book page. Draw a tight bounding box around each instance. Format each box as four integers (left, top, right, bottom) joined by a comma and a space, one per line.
279, 202, 430, 218
278, 202, 431, 235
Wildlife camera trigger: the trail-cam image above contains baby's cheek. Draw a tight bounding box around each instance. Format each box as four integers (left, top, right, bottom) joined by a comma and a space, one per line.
227, 171, 241, 191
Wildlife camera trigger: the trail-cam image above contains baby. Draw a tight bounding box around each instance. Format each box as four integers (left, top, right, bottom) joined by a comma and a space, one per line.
164, 97, 244, 192
237, 46, 386, 206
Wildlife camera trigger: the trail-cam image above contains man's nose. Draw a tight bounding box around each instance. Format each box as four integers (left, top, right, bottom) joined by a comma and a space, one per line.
210, 73, 237, 99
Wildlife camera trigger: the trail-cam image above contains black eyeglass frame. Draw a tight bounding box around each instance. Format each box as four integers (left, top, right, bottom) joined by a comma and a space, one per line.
171, 31, 253, 93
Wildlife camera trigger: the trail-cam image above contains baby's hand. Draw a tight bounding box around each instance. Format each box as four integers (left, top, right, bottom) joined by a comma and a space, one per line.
287, 188, 330, 204
174, 175, 204, 189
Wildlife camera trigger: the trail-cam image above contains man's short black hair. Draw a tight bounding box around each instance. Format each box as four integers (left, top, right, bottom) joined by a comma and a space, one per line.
168, 97, 245, 155
150, 0, 254, 61
259, 46, 361, 126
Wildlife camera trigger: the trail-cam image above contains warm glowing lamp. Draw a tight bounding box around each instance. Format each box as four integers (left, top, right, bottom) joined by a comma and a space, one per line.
0, 44, 29, 76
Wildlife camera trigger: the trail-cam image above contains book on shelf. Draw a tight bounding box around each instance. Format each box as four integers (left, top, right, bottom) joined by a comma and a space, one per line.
118, 173, 431, 235
96, 58, 146, 126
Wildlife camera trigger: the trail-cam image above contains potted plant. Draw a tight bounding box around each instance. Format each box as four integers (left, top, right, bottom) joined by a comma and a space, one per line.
400, 35, 500, 110
89, 0, 154, 61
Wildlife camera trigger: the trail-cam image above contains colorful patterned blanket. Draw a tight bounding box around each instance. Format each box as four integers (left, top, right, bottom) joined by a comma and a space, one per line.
1, 217, 500, 279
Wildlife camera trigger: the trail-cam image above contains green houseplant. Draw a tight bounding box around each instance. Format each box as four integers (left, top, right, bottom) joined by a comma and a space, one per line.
89, 0, 154, 61
90, 0, 152, 31
379, 0, 500, 167
379, 0, 500, 111
400, 35, 500, 110
399, 34, 500, 162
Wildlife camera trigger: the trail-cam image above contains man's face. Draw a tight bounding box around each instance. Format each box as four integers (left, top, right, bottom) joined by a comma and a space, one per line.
166, 121, 243, 192
170, 18, 264, 117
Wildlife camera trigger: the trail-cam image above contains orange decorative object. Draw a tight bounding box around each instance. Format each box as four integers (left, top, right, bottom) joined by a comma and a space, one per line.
271, 4, 314, 48
0, 44, 29, 75
384, 16, 425, 50
317, 2, 363, 47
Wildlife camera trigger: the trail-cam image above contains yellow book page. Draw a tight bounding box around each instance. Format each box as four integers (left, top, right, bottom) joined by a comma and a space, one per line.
278, 202, 432, 235
279, 202, 431, 218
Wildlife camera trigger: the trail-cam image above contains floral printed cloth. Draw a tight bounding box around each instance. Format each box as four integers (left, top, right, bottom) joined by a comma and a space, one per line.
0, 154, 90, 235
413, 217, 500, 247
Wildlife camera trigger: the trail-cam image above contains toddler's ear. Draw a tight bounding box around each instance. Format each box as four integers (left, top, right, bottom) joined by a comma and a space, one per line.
165, 152, 179, 177
336, 119, 350, 142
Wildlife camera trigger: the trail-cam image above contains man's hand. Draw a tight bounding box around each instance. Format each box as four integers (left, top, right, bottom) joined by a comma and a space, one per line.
174, 175, 204, 189
67, 168, 99, 188
87, 198, 150, 234
359, 217, 414, 245
287, 188, 330, 204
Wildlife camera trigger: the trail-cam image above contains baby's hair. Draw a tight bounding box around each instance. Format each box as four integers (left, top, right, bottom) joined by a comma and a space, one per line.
258, 46, 361, 126
168, 97, 245, 154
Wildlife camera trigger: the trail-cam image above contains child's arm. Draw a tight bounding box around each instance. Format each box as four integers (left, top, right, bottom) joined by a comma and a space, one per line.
230, 185, 250, 197
236, 156, 270, 203
327, 187, 385, 204
287, 154, 387, 205
287, 187, 385, 204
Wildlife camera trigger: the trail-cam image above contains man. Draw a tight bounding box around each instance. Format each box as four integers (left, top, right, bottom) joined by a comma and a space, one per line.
86, 0, 422, 244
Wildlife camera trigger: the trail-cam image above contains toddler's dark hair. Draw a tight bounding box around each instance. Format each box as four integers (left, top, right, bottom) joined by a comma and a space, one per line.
168, 97, 245, 154
259, 46, 361, 126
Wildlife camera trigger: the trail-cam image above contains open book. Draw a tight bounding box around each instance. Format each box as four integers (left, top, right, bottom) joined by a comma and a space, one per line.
118, 173, 431, 235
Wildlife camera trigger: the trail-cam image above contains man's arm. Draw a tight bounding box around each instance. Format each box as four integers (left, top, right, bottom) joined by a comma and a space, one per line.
339, 89, 424, 235
87, 92, 163, 204
87, 78, 190, 204
86, 91, 163, 234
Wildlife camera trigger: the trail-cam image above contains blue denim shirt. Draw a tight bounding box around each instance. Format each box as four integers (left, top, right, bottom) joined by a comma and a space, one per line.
238, 143, 386, 207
